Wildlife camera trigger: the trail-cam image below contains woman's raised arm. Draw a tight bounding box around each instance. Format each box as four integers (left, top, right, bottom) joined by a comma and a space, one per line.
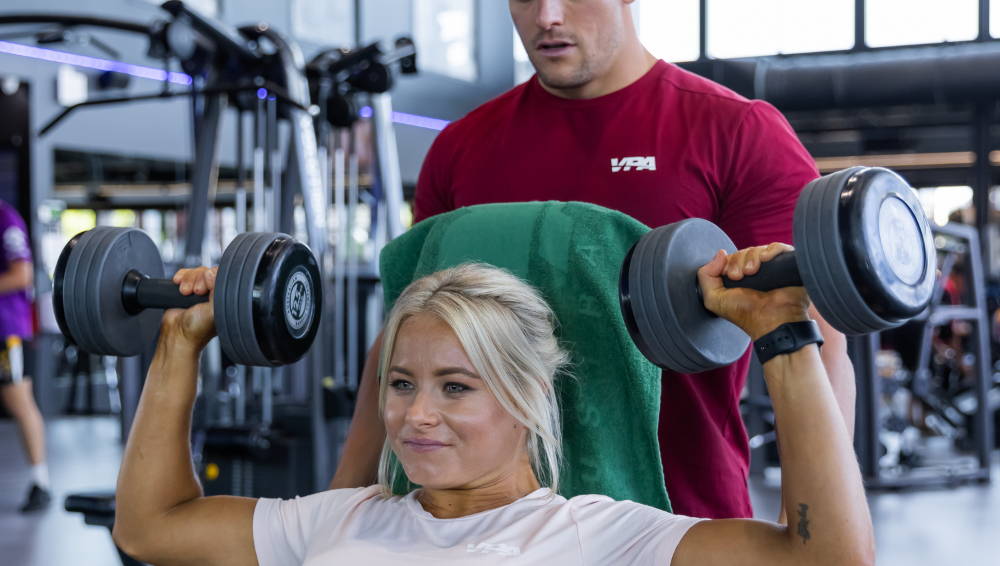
672, 245, 875, 566
113, 267, 258, 566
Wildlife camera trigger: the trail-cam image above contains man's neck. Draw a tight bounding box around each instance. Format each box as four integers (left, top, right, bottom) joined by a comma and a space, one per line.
539, 46, 658, 100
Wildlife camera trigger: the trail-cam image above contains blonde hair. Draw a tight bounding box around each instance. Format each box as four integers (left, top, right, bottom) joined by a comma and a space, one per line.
377, 263, 569, 495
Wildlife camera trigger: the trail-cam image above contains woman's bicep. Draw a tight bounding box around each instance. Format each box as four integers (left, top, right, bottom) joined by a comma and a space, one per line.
137, 496, 259, 566
671, 518, 795, 566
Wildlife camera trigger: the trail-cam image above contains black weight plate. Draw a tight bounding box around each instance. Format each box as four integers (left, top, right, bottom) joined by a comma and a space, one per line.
239, 234, 276, 366
64, 228, 121, 354
622, 218, 749, 373
252, 236, 322, 365
98, 230, 165, 355
795, 168, 898, 335
53, 231, 85, 345
61, 227, 164, 356
841, 167, 934, 320
61, 229, 99, 351
216, 232, 272, 366
81, 228, 121, 354
215, 232, 254, 365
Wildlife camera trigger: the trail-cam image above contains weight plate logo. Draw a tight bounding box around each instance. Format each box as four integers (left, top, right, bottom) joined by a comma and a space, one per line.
284, 269, 313, 338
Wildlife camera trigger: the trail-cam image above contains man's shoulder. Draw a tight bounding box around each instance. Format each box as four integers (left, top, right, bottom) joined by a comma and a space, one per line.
657, 62, 751, 106
655, 63, 797, 137
439, 81, 532, 139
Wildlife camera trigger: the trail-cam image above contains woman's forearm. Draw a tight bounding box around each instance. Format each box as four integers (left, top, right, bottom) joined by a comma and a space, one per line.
114, 331, 204, 547
765, 345, 874, 566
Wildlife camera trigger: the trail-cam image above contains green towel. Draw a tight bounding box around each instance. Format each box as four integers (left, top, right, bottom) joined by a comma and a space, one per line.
379, 201, 670, 511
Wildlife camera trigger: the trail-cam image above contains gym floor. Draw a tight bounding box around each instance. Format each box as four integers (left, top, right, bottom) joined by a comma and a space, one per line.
1, 417, 997, 566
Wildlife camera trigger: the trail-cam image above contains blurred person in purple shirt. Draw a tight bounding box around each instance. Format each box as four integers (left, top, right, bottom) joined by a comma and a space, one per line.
0, 198, 50, 512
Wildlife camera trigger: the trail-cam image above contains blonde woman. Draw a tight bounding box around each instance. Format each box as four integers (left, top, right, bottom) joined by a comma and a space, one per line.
113, 245, 874, 566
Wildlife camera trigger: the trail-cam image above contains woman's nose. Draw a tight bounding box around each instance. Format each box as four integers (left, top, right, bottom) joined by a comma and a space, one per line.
404, 389, 440, 427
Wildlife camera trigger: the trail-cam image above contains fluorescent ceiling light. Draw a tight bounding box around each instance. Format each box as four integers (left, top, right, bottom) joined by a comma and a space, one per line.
0, 40, 192, 85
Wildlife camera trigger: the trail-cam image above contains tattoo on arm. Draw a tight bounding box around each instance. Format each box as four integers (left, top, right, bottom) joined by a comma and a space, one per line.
796, 503, 812, 544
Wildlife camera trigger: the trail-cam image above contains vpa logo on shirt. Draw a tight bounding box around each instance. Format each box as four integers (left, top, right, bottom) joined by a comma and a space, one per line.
611, 156, 657, 173
466, 542, 521, 556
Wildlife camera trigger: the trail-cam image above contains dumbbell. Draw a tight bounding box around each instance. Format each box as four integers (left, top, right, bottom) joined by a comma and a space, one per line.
619, 166, 935, 373
53, 227, 322, 367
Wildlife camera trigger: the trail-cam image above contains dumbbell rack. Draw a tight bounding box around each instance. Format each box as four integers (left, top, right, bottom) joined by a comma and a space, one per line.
853, 222, 994, 488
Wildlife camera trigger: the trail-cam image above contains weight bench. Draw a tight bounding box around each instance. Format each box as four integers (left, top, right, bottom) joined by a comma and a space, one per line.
64, 491, 144, 566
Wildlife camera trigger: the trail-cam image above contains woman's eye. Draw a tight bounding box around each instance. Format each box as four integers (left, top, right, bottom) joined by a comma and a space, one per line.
444, 382, 471, 394
390, 379, 414, 391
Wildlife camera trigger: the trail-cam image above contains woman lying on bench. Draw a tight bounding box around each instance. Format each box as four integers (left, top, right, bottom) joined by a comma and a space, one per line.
113, 246, 874, 566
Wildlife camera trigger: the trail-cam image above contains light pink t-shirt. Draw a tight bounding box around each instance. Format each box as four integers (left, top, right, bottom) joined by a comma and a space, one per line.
253, 485, 702, 565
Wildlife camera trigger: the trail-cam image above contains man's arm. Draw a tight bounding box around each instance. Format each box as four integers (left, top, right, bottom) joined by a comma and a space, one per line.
329, 332, 385, 489
0, 259, 32, 294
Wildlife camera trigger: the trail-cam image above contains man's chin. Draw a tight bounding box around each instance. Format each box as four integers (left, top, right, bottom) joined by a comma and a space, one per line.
535, 68, 592, 92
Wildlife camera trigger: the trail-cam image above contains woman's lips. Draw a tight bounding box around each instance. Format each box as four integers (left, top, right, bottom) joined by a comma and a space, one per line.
403, 439, 449, 453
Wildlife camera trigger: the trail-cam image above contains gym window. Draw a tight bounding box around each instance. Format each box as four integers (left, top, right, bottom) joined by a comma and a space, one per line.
634, 0, 700, 63
291, 0, 354, 46
707, 0, 854, 59
866, 0, 978, 47
414, 0, 478, 82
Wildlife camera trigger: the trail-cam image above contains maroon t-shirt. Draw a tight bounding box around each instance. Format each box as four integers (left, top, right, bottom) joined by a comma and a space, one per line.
414, 61, 818, 519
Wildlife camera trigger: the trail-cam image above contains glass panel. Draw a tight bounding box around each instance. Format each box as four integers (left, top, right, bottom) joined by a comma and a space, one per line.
708, 0, 854, 59
292, 0, 354, 46
867, 0, 978, 47
635, 0, 700, 62
414, 0, 478, 82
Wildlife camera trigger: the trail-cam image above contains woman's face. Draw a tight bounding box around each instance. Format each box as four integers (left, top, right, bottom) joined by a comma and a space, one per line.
383, 313, 529, 490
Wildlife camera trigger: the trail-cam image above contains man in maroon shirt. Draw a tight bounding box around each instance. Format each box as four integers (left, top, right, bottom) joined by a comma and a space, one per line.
331, 0, 856, 520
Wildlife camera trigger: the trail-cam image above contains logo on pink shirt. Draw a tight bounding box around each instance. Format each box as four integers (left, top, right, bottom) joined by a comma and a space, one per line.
466, 542, 521, 556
